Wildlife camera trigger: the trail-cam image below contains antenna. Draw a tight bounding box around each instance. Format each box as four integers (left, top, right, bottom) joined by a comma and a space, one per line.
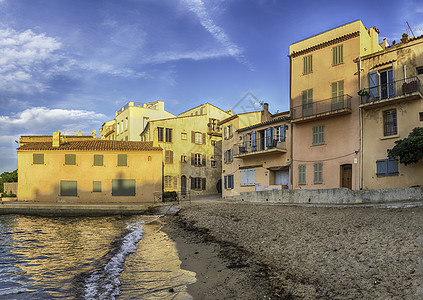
406, 21, 415, 38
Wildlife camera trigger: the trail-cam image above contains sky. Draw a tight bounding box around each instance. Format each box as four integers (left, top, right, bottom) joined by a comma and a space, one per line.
1, 0, 422, 173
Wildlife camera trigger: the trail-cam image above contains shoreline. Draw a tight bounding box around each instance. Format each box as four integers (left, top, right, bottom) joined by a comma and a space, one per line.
163, 202, 423, 299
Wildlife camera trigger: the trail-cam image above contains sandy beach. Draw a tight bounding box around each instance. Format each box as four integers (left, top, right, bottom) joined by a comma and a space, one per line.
162, 202, 423, 299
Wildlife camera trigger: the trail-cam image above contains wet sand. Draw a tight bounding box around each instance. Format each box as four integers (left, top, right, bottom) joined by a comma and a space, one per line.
162, 202, 423, 299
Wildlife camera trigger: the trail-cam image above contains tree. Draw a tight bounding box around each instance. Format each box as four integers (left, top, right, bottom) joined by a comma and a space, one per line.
387, 127, 423, 166
0, 169, 18, 194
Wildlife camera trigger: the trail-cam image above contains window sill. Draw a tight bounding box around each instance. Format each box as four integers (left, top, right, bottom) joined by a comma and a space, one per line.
311, 143, 326, 147
332, 62, 344, 67
380, 134, 399, 140
376, 173, 399, 177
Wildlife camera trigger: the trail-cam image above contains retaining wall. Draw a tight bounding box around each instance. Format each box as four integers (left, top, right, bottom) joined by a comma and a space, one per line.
225, 187, 423, 204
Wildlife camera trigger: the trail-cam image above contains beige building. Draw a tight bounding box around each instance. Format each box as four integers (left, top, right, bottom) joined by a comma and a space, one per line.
17, 131, 162, 203
359, 35, 423, 189
140, 103, 231, 196
100, 120, 116, 140
115, 100, 175, 141
289, 20, 382, 190
221, 106, 291, 198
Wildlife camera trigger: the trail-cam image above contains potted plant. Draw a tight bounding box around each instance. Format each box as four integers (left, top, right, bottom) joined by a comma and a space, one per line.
401, 33, 409, 43
358, 89, 371, 103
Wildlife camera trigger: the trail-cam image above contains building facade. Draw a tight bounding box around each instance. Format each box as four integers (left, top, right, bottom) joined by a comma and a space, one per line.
115, 100, 175, 141
289, 20, 382, 190
100, 120, 116, 140
17, 132, 162, 203
140, 103, 231, 196
359, 35, 423, 189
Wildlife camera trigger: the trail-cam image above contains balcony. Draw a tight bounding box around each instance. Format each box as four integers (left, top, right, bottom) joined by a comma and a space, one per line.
360, 76, 422, 109
233, 137, 287, 159
291, 95, 352, 123
207, 120, 222, 137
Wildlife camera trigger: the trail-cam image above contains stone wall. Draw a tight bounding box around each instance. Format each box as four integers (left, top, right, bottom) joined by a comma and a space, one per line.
3, 182, 18, 195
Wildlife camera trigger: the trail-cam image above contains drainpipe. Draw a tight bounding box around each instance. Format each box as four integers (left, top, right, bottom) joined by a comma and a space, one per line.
289, 54, 293, 189
358, 56, 363, 190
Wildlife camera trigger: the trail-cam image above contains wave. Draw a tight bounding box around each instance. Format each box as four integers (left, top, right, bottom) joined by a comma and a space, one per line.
84, 220, 145, 300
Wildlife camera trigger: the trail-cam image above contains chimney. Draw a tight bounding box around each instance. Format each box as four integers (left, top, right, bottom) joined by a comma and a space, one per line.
92, 129, 97, 138
52, 131, 61, 147
261, 103, 270, 122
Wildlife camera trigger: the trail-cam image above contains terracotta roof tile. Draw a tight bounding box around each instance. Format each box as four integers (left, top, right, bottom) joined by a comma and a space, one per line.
17, 140, 162, 152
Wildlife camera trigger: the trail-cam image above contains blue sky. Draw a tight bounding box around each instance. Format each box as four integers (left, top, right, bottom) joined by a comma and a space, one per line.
1, 0, 422, 172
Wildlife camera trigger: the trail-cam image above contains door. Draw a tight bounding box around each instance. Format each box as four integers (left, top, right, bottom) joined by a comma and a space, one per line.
380, 69, 394, 99
181, 175, 187, 195
331, 80, 344, 110
341, 164, 352, 189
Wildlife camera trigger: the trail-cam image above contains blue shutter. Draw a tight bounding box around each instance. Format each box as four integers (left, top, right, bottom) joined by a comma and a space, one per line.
230, 175, 234, 189
387, 69, 394, 98
224, 151, 227, 163
376, 159, 387, 176
369, 71, 378, 99
224, 176, 227, 189
243, 134, 247, 148
280, 124, 286, 142
266, 127, 273, 148
251, 131, 257, 152
230, 149, 233, 162
388, 159, 398, 175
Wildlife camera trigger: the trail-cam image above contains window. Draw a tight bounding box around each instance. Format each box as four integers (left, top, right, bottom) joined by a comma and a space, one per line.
181, 132, 187, 140
93, 155, 103, 166
383, 109, 397, 136
165, 128, 173, 142
165, 150, 173, 164
192, 131, 205, 144
195, 153, 201, 165
224, 175, 234, 189
181, 155, 187, 163
157, 127, 164, 142
224, 126, 228, 139
65, 154, 76, 165
240, 168, 255, 186
112, 179, 136, 196
229, 124, 233, 138
33, 153, 44, 164
314, 163, 323, 184
417, 66, 423, 75
195, 132, 202, 144
60, 180, 77, 196
303, 54, 312, 74
211, 140, 216, 146
419, 112, 423, 122
164, 176, 173, 189
118, 154, 127, 166
211, 160, 216, 167
302, 89, 313, 117
312, 125, 325, 145
376, 159, 399, 177
191, 177, 206, 190
333, 44, 343, 65
298, 165, 306, 185
125, 136, 128, 141
331, 80, 344, 110
224, 150, 233, 163
93, 181, 101, 192
125, 118, 128, 131
191, 153, 205, 166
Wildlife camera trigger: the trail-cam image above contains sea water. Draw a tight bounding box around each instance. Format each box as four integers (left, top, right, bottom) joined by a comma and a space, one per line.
0, 214, 196, 299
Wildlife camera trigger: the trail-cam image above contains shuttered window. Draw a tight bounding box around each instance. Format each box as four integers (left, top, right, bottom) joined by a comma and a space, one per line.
303, 54, 312, 74
93, 155, 103, 166
118, 154, 127, 166
383, 109, 397, 136
312, 125, 324, 145
332, 45, 343, 65
164, 176, 173, 189
314, 163, 323, 184
298, 165, 306, 185
224, 175, 234, 189
165, 128, 173, 142
65, 154, 76, 165
60, 180, 77, 196
376, 159, 399, 176
229, 124, 233, 138
165, 150, 173, 164
240, 168, 255, 186
302, 89, 313, 117
157, 127, 164, 142
33, 153, 44, 164
112, 179, 136, 196
93, 181, 101, 192
331, 80, 344, 110
191, 177, 204, 190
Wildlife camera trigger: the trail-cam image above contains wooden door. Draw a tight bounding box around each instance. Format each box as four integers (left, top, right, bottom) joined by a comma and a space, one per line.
181, 175, 187, 195
341, 164, 352, 189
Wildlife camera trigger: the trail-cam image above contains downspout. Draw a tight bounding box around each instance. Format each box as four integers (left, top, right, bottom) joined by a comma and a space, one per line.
358, 56, 363, 190
289, 54, 293, 190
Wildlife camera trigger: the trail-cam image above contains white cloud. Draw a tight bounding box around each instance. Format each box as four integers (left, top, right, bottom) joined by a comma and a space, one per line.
147, 48, 230, 64
0, 107, 106, 132
181, 0, 254, 70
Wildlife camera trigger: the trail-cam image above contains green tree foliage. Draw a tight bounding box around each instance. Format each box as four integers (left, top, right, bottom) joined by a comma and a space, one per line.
0, 169, 18, 194
388, 127, 423, 166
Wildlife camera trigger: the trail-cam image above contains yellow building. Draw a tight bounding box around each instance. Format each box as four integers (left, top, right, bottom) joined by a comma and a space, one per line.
100, 120, 116, 140
220, 107, 265, 198
17, 131, 162, 203
359, 34, 423, 188
289, 20, 382, 190
140, 103, 231, 196
115, 100, 175, 141
221, 106, 291, 198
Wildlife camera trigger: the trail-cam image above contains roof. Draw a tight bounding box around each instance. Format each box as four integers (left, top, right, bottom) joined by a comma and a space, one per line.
17, 140, 162, 152
178, 102, 231, 116
218, 111, 261, 125
237, 116, 290, 133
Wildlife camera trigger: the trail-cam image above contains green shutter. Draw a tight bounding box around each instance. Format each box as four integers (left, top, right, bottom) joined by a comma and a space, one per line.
314, 163, 323, 184
94, 155, 103, 166
60, 180, 77, 196
299, 165, 306, 185
33, 153, 44, 164
118, 154, 127, 166
93, 181, 101, 192
112, 179, 136, 196
65, 154, 76, 165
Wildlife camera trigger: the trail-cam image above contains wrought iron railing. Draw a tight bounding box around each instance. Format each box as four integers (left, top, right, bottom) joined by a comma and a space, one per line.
292, 94, 352, 120
234, 137, 286, 156
360, 76, 422, 104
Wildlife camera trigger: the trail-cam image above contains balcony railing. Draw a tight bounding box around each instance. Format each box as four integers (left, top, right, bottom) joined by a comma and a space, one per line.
233, 137, 286, 157
360, 76, 422, 105
292, 94, 352, 121
207, 120, 222, 136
